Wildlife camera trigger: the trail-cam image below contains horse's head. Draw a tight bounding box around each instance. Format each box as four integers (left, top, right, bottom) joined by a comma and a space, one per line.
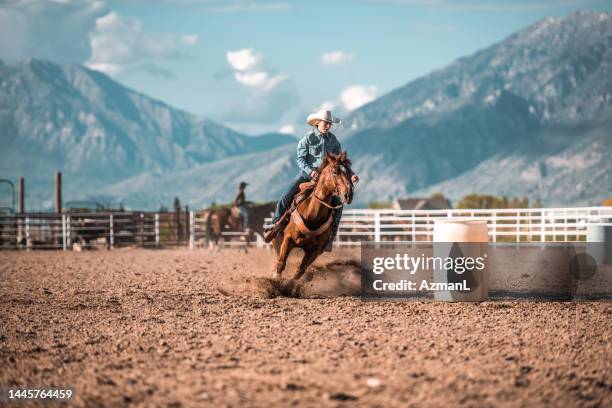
318, 151, 354, 204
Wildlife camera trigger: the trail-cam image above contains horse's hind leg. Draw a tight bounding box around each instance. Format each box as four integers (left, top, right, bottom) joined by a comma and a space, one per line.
294, 249, 319, 281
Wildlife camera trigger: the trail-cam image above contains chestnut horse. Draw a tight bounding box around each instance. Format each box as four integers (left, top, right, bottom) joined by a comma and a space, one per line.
205, 207, 245, 250
273, 152, 354, 281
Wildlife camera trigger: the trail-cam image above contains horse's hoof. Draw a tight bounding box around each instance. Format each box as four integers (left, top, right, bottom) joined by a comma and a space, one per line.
287, 279, 303, 298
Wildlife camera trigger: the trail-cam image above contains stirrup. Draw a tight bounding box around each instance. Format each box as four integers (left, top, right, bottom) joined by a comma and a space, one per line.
263, 228, 276, 243
263, 220, 284, 243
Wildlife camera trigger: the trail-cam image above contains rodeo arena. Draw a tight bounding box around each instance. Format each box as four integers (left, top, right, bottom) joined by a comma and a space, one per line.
1, 174, 611, 407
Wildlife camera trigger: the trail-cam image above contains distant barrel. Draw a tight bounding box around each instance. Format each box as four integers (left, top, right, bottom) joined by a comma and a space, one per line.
586, 224, 612, 265
433, 219, 489, 301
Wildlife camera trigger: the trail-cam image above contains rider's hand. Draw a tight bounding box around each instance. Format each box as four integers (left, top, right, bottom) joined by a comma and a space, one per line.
351, 174, 359, 184
310, 170, 319, 181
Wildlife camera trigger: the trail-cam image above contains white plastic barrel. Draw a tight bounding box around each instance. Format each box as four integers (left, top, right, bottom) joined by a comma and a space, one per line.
587, 224, 612, 265
433, 219, 489, 301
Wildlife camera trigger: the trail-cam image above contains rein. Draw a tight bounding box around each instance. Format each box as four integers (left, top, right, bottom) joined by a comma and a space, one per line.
291, 159, 348, 236
314, 158, 350, 208
313, 194, 344, 209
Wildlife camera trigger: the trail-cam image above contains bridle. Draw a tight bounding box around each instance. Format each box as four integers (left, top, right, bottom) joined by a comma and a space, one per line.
313, 159, 352, 209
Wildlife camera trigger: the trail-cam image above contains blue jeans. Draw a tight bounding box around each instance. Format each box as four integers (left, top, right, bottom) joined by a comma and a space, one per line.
273, 174, 343, 240
238, 205, 249, 228
273, 174, 308, 223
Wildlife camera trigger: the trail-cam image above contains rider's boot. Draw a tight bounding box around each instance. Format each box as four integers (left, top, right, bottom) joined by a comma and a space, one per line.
263, 218, 283, 242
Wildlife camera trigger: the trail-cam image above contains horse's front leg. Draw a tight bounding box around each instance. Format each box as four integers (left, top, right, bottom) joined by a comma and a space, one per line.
294, 248, 319, 281
275, 235, 294, 279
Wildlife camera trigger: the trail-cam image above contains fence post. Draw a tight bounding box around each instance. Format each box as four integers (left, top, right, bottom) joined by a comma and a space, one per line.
189, 211, 195, 249
411, 212, 416, 242
541, 210, 545, 243
109, 214, 114, 250
551, 209, 556, 241
564, 209, 568, 242
62, 214, 67, 251
516, 210, 520, 243
528, 209, 532, 242
374, 212, 381, 242
155, 213, 160, 248
67, 215, 71, 248
25, 216, 30, 251
492, 212, 497, 243
140, 213, 144, 247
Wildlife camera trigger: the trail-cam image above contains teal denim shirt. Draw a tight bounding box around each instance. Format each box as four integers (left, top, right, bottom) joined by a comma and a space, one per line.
296, 129, 342, 178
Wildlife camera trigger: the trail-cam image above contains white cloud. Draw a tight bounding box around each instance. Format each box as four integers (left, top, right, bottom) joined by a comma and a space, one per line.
0, 0, 108, 63
213, 79, 300, 123
279, 124, 295, 134
180, 34, 199, 45
215, 47, 299, 123
227, 48, 262, 71
85, 11, 197, 78
227, 49, 289, 90
310, 85, 377, 121
234, 71, 268, 87
340, 85, 378, 111
321, 51, 355, 66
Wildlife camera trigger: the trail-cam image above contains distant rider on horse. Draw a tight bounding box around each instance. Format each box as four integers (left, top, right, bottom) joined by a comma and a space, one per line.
234, 181, 249, 231
266, 109, 359, 251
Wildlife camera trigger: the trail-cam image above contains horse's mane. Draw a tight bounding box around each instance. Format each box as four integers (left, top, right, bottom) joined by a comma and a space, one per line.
316, 152, 352, 173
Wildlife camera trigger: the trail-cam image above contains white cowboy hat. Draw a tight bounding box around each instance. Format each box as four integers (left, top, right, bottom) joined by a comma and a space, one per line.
307, 110, 341, 126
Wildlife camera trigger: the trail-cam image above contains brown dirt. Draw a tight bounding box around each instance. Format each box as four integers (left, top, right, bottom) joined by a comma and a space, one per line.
0, 248, 610, 407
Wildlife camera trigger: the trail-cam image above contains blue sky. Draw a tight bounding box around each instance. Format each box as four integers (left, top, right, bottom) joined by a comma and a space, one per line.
2, 0, 612, 135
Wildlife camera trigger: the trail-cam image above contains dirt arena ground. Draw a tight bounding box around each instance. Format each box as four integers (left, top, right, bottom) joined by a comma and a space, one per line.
1, 248, 610, 407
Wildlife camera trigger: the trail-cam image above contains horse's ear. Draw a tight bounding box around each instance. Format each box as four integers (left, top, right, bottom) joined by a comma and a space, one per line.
340, 151, 347, 161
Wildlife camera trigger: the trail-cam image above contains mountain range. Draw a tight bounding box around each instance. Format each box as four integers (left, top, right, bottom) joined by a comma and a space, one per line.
342, 10, 612, 206
1, 10, 610, 211
0, 58, 295, 209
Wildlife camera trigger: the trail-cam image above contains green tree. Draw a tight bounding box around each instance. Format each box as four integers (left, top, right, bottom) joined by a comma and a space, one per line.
368, 201, 391, 209
457, 193, 535, 209
457, 194, 500, 209
533, 196, 543, 208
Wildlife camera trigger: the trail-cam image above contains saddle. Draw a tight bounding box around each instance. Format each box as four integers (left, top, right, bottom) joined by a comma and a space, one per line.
230, 206, 242, 219
263, 182, 325, 243
298, 181, 315, 193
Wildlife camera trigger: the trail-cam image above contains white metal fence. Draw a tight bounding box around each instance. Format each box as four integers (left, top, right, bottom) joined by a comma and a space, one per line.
329, 207, 612, 245
1, 207, 610, 250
